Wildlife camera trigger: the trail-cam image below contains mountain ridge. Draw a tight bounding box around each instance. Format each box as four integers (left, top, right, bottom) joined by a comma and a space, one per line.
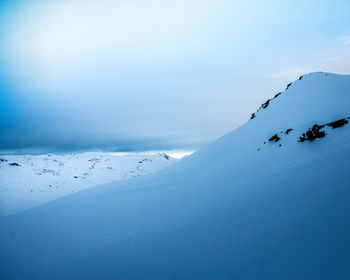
0, 152, 176, 216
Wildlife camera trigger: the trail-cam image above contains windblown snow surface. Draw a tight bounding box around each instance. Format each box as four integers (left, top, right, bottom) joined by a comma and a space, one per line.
1, 72, 350, 279
0, 152, 176, 216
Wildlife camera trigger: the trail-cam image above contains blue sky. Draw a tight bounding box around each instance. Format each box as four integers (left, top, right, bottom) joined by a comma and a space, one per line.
1, 0, 350, 153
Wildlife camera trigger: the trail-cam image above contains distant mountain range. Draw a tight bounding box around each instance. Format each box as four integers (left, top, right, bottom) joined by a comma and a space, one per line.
0, 152, 176, 216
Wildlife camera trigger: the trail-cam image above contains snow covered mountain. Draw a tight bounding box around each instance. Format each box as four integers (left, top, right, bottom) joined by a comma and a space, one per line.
1, 72, 350, 279
0, 152, 176, 216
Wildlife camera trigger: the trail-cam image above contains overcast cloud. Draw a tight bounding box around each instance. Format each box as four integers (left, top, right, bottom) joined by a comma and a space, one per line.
1, 0, 350, 153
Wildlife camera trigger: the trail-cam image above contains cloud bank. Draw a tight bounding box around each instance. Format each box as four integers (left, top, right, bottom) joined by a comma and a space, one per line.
1, 0, 349, 153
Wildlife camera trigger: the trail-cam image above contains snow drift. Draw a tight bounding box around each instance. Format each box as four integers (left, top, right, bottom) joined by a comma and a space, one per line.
0, 72, 350, 279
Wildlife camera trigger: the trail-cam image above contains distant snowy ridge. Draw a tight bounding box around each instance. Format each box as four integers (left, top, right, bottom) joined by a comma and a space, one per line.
0, 152, 176, 216
0, 72, 350, 280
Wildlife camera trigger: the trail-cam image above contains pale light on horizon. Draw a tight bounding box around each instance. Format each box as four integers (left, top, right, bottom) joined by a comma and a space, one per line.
110, 150, 195, 159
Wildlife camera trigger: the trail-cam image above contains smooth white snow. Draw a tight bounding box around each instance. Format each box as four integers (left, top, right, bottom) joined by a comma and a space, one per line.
0, 72, 349, 280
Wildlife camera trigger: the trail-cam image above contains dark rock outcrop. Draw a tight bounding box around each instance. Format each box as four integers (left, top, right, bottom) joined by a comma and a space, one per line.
299, 124, 326, 142
269, 134, 281, 142
326, 118, 348, 129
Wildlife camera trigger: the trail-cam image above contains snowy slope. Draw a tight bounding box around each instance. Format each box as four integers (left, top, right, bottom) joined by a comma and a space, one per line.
0, 152, 176, 216
0, 72, 350, 279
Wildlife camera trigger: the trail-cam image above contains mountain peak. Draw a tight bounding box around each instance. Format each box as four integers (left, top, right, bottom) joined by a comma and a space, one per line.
250, 72, 347, 121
